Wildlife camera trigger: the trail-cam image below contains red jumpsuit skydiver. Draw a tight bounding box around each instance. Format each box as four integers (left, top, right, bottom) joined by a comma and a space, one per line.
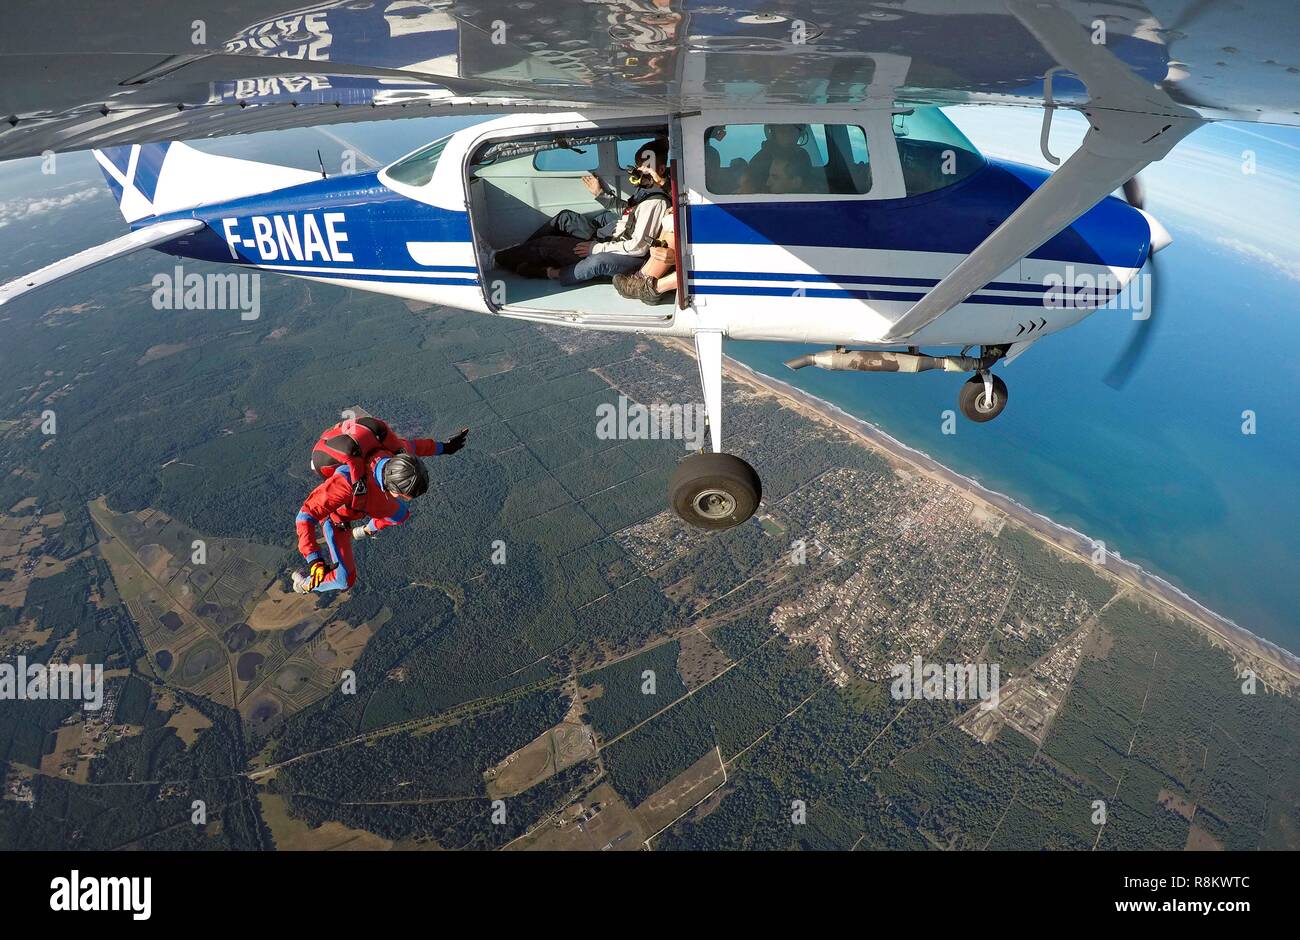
294, 436, 443, 594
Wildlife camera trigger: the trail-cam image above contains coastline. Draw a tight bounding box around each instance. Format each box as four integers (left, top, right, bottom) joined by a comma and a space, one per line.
657, 336, 1300, 690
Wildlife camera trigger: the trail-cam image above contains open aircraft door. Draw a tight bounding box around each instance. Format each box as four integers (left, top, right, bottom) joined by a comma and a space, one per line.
463, 112, 683, 329
668, 114, 690, 312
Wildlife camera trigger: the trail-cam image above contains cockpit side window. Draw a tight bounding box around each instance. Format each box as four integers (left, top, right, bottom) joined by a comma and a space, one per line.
386, 137, 449, 187
533, 144, 599, 173
892, 107, 985, 196
616, 137, 656, 169
704, 123, 871, 196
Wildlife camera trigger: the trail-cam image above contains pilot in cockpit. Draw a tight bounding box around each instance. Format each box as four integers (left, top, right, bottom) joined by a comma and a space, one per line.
740, 124, 811, 193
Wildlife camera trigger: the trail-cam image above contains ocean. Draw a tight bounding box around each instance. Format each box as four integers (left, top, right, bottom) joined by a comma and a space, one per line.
726, 216, 1300, 652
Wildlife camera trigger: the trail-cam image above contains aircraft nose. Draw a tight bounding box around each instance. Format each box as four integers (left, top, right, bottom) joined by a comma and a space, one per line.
1137, 208, 1173, 255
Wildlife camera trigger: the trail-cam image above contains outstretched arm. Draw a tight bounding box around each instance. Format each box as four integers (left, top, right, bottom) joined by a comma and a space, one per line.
397, 427, 469, 457
584, 173, 627, 213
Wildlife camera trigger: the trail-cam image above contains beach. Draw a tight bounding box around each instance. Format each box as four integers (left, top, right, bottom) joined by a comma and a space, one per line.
659, 336, 1300, 691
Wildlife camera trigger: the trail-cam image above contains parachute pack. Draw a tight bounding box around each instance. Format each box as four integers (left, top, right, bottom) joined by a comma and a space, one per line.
310, 416, 399, 510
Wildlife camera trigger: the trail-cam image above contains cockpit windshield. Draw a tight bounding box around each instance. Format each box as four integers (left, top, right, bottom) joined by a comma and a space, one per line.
892, 107, 985, 196
386, 136, 450, 187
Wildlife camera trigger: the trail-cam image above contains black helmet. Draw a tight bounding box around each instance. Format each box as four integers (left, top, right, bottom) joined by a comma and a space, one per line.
382, 453, 428, 498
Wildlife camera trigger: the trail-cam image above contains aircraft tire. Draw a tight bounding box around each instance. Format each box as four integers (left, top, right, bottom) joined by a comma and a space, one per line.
959, 373, 1008, 422
669, 452, 762, 530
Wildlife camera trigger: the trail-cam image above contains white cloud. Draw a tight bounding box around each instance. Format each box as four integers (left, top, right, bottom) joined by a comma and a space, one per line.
1212, 236, 1300, 284
0, 186, 99, 230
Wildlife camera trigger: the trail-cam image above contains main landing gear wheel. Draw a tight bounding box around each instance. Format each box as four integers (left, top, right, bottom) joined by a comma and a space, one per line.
669, 452, 762, 531
959, 372, 1008, 422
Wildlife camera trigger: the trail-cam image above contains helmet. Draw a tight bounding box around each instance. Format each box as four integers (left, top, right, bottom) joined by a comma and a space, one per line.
381, 453, 429, 498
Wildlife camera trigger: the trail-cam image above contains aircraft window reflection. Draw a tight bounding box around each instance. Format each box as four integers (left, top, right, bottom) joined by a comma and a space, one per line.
387, 138, 449, 187
892, 107, 985, 196
704, 124, 871, 196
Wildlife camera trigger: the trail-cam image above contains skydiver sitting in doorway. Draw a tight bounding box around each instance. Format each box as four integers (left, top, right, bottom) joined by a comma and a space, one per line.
613, 197, 677, 306
495, 138, 671, 287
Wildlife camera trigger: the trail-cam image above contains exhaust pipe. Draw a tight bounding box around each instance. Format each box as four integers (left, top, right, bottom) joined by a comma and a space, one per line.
784, 348, 1001, 374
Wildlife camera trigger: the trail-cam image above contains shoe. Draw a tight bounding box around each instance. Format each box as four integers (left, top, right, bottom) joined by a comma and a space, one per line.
291, 571, 312, 594
613, 273, 647, 299
638, 277, 674, 305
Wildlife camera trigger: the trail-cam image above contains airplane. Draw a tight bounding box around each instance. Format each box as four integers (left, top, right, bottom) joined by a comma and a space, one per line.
1, 0, 1296, 532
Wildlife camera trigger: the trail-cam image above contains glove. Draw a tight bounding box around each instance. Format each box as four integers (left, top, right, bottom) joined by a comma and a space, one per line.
307, 560, 331, 590
351, 523, 372, 540
441, 427, 469, 455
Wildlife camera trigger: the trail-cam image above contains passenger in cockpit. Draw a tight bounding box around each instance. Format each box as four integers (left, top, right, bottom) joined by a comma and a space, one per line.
741, 125, 811, 193
767, 152, 816, 193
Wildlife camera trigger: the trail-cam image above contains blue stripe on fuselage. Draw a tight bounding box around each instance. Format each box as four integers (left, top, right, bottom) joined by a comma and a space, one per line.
691, 271, 1073, 293
689, 159, 1150, 269
689, 270, 1119, 295
689, 284, 1116, 306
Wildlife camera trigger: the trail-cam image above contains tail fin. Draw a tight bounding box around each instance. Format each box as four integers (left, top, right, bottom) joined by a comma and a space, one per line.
93, 143, 172, 223
92, 141, 320, 224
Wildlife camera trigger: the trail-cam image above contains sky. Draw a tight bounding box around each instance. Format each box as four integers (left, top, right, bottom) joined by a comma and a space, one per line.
946, 105, 1300, 284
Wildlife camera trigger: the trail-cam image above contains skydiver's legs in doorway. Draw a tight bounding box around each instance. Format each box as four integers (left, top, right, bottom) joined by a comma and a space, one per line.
524, 209, 615, 242
497, 210, 618, 278
550, 250, 645, 287
496, 237, 581, 278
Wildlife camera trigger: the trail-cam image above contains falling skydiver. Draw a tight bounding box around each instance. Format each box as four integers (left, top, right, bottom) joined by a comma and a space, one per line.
292, 416, 469, 594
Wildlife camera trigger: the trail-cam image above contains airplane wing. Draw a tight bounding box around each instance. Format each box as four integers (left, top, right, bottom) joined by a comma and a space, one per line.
3, 1, 1300, 160
0, 218, 203, 307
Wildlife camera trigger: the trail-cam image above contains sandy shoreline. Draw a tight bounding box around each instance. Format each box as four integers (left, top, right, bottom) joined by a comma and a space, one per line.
657, 336, 1300, 689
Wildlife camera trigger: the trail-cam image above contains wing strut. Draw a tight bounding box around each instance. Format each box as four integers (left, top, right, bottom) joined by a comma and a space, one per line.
694, 330, 723, 454
883, 0, 1202, 343
882, 109, 1196, 343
